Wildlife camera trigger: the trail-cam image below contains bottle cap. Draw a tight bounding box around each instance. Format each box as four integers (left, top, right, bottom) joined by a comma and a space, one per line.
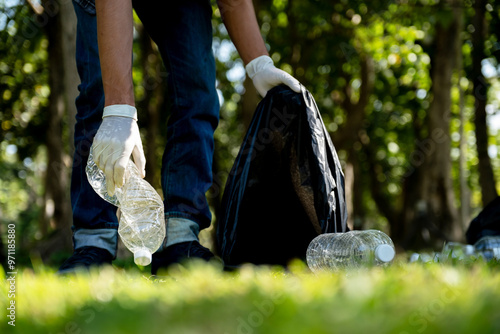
375, 244, 395, 262
464, 245, 475, 255
134, 249, 152, 266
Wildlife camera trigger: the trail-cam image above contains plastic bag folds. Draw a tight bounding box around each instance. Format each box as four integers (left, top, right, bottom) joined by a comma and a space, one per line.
216, 85, 348, 266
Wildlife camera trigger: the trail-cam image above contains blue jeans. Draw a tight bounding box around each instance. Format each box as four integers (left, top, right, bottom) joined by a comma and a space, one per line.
71, 0, 219, 256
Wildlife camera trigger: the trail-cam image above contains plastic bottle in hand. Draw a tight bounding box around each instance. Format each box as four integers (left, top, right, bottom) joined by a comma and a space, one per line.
86, 151, 120, 206
86, 149, 165, 266
306, 230, 396, 272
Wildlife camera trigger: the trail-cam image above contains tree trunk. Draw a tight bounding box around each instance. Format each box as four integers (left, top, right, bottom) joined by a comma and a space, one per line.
471, 0, 498, 207
136, 22, 164, 192
458, 64, 470, 233
332, 56, 374, 232
35, 0, 76, 258
61, 0, 78, 158
43, 0, 68, 232
456, 8, 470, 233
402, 4, 463, 250
348, 147, 366, 230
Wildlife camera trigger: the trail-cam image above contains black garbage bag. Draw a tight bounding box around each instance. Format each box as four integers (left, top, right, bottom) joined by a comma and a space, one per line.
466, 196, 500, 244
216, 85, 348, 267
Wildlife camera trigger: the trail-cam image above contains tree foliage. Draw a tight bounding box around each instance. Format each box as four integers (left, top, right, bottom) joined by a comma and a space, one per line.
0, 0, 499, 264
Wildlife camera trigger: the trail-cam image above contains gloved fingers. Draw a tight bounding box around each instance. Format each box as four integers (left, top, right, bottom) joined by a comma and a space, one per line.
92, 121, 115, 172
113, 153, 129, 190
132, 144, 146, 178
253, 67, 301, 97
104, 155, 116, 197
105, 145, 131, 196
277, 70, 301, 93
89, 114, 143, 195
109, 139, 133, 190
91, 141, 107, 172
255, 82, 269, 98
247, 56, 302, 97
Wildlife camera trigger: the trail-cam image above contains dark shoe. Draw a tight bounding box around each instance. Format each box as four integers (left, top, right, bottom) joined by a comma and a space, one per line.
151, 240, 215, 275
58, 246, 113, 274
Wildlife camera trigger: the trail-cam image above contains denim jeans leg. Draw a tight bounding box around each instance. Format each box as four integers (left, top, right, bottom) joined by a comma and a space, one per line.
133, 0, 220, 241
71, 1, 119, 257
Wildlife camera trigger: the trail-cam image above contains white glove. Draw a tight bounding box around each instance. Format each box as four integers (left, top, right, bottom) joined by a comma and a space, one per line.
92, 104, 146, 196
245, 55, 301, 97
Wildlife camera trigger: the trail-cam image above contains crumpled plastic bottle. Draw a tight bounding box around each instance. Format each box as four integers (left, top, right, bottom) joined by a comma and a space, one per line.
86, 148, 165, 266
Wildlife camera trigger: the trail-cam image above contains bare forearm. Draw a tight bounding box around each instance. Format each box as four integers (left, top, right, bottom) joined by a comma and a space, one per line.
217, 0, 268, 65
96, 0, 135, 107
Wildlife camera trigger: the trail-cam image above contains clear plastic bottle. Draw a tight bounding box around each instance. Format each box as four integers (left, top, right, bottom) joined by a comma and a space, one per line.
86, 149, 165, 266
441, 242, 476, 260
306, 230, 396, 272
409, 252, 440, 263
474, 236, 500, 261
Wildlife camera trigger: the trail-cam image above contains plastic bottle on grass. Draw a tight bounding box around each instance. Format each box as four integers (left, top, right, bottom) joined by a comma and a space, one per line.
306, 230, 396, 272
474, 236, 500, 261
441, 242, 476, 261
86, 148, 165, 266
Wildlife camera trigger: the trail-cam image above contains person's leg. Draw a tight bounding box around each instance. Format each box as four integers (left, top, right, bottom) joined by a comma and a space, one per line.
132, 0, 219, 249
59, 1, 118, 272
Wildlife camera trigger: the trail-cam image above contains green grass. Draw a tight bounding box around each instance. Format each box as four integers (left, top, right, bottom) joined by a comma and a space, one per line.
2, 257, 500, 334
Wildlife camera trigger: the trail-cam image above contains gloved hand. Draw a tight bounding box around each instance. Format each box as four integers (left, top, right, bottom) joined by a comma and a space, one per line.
245, 55, 301, 97
92, 104, 146, 196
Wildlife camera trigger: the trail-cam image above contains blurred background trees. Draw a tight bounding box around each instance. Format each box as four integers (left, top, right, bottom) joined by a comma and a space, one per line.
0, 0, 499, 266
